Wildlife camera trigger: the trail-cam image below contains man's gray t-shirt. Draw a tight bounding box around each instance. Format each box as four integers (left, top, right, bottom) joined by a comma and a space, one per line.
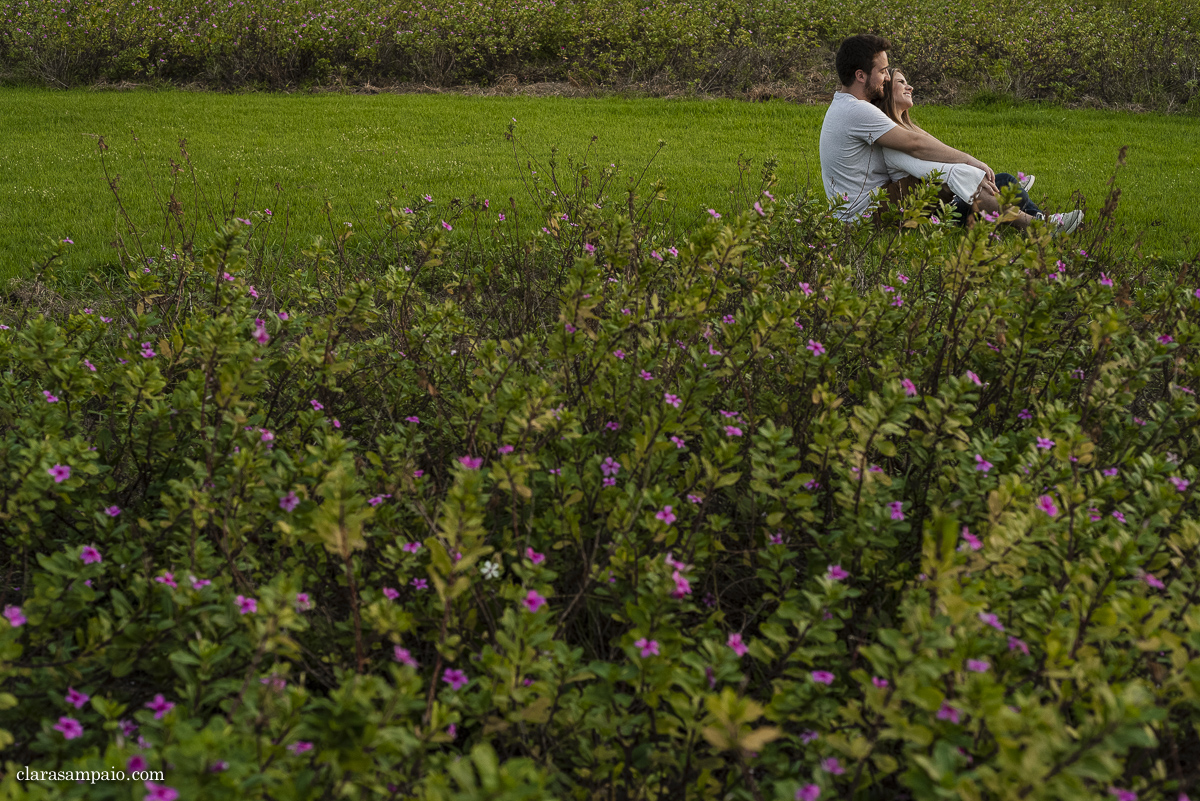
818, 92, 897, 221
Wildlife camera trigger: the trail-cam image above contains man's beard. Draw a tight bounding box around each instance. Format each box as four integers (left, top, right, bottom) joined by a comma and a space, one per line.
869, 81, 885, 101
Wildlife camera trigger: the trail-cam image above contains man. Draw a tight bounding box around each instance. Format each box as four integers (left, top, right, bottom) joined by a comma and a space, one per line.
818, 34, 1082, 235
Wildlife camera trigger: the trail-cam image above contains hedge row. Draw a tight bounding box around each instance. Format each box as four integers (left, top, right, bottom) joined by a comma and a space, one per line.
1, 0, 1197, 108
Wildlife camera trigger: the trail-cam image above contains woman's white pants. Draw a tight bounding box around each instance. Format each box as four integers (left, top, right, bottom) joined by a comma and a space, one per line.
881, 148, 986, 205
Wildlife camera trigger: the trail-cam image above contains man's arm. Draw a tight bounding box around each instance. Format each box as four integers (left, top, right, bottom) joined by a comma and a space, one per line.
875, 126, 996, 187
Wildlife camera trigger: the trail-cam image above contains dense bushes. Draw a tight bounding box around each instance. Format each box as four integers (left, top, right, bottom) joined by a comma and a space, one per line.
0, 0, 1197, 109
1, 150, 1199, 800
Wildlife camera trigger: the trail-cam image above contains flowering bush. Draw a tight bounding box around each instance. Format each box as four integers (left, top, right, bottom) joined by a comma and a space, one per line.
1, 152, 1199, 800
0, 0, 1196, 108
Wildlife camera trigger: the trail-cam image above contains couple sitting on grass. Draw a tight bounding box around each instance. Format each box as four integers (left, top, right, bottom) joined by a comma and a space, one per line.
819, 34, 1084, 235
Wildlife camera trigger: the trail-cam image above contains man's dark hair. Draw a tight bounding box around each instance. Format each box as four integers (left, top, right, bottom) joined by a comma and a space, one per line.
835, 34, 891, 87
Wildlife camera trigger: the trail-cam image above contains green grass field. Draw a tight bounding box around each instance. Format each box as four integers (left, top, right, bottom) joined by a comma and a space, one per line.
2, 88, 1197, 283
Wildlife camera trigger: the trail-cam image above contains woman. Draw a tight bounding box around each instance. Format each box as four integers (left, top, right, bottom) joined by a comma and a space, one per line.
875, 68, 1080, 233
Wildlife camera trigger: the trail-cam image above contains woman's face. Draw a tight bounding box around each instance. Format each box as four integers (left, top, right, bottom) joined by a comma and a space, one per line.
891, 71, 914, 112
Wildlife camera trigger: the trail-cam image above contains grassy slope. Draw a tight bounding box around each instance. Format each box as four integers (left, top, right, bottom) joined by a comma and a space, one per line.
1, 89, 1196, 282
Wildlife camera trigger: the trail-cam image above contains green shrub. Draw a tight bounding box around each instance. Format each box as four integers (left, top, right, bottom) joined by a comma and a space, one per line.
1, 151, 1198, 800
0, 0, 1196, 108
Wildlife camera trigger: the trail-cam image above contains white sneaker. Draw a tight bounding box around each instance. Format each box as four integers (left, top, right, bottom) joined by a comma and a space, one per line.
1036, 209, 1083, 236
1019, 174, 1036, 193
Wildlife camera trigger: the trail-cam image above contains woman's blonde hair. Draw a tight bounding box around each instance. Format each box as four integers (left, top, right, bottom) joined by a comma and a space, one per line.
875, 68, 923, 132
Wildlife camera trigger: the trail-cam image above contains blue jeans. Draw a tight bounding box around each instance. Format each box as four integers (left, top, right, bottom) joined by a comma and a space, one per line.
950, 172, 1041, 223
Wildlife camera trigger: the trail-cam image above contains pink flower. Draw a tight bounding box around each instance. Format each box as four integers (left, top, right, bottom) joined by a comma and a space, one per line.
1112, 510, 1126, 523
1109, 789, 1138, 801
309, 399, 324, 411
979, 612, 1004, 631
888, 501, 905, 521
655, 506, 676, 525
236, 595, 257, 614
525, 547, 545, 564
43, 390, 59, 403
53, 716, 83, 739
724, 425, 743, 437
442, 668, 469, 690
1036, 437, 1055, 449
821, 757, 845, 775
800, 730, 819, 744
664, 393, 681, 408
288, 741, 314, 755
967, 370, 982, 386
1099, 272, 1113, 286
65, 687, 90, 709
807, 339, 826, 356
974, 454, 992, 473
872, 676, 888, 688
458, 455, 483, 469
279, 491, 300, 512
606, 421, 622, 431
128, 754, 147, 772
498, 444, 514, 454
671, 570, 691, 598
901, 378, 917, 396
4, 605, 26, 627
48, 464, 72, 483
640, 370, 654, 381
382, 587, 399, 600
960, 527, 983, 551
393, 646, 419, 667
671, 436, 687, 449
155, 572, 177, 589
441, 220, 452, 231
1008, 635, 1030, 655
80, 545, 102, 564
295, 592, 312, 611
411, 578, 428, 590
402, 541, 421, 553
811, 670, 835, 685
827, 564, 849, 580
1143, 573, 1165, 590
145, 694, 175, 719
1158, 335, 1174, 344
1169, 476, 1190, 492
727, 633, 748, 656
601, 457, 621, 476
966, 659, 990, 672
796, 785, 821, 801
688, 494, 702, 504
1037, 495, 1058, 517
144, 782, 179, 801
278, 311, 288, 320
634, 638, 660, 657
707, 208, 721, 219
523, 590, 547, 612
936, 703, 961, 723
1019, 409, 1033, 420
191, 576, 211, 590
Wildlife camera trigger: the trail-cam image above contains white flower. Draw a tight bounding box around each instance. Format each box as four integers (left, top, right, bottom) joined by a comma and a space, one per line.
480, 560, 502, 580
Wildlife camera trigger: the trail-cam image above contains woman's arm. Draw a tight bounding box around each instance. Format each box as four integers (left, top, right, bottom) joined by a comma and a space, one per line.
876, 126, 996, 189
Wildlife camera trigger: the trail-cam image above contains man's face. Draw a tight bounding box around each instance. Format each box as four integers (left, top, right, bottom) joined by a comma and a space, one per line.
862, 51, 889, 100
